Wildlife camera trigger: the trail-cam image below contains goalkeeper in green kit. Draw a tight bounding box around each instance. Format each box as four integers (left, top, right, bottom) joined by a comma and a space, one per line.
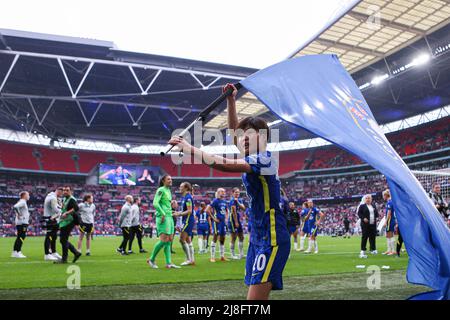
147, 175, 180, 269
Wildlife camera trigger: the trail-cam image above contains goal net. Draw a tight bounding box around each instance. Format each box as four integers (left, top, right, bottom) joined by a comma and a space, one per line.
412, 169, 450, 204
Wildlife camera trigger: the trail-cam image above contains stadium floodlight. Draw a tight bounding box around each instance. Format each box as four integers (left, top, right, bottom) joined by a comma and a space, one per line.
125, 143, 131, 149
371, 74, 389, 86
268, 119, 282, 127
358, 82, 370, 90
410, 53, 430, 66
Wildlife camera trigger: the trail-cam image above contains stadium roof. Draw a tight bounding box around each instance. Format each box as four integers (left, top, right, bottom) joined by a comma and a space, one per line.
292, 0, 450, 73
1, 0, 450, 148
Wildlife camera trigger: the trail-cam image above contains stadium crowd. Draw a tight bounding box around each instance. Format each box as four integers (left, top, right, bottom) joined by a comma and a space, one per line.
0, 174, 395, 237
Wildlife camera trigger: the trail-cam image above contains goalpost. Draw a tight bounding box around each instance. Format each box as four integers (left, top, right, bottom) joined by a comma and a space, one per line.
412, 169, 450, 203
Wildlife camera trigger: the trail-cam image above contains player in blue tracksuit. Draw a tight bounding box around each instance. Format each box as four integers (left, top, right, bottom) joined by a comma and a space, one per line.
195, 202, 210, 254
208, 188, 229, 262
173, 182, 196, 266
228, 188, 246, 259
304, 200, 324, 254
382, 189, 397, 255
168, 83, 290, 300
299, 202, 311, 251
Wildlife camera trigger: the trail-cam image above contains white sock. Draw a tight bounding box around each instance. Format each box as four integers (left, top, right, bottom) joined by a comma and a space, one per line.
307, 239, 312, 251
315, 240, 318, 252
198, 238, 203, 252
188, 243, 195, 262
300, 237, 305, 250
220, 244, 225, 258
391, 238, 396, 252
211, 242, 216, 259
183, 242, 190, 261
238, 241, 244, 256
230, 243, 235, 256
386, 238, 390, 252
294, 235, 299, 249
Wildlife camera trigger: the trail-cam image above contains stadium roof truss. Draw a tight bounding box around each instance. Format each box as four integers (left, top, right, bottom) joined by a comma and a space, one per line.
0, 49, 245, 135
1, 104, 448, 154
292, 0, 450, 74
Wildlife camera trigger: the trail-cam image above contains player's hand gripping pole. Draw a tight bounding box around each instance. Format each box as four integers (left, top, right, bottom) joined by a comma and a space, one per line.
160, 82, 242, 156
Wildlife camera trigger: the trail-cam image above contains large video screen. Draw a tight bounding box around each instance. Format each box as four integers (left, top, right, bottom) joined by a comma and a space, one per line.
99, 164, 159, 186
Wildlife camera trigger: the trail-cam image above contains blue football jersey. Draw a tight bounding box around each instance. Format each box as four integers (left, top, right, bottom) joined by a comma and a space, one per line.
386, 199, 396, 223
211, 198, 228, 222
228, 197, 243, 225
196, 209, 209, 225
301, 207, 319, 224
242, 151, 290, 247
181, 193, 195, 225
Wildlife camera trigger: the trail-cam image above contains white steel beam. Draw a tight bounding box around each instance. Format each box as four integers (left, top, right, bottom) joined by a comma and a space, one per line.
0, 54, 19, 93
0, 49, 246, 80
28, 98, 56, 125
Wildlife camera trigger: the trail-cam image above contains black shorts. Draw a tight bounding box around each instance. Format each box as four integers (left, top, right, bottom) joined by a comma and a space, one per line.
79, 223, 93, 234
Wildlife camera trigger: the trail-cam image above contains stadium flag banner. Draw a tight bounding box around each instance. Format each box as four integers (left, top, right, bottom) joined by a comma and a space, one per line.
240, 54, 450, 300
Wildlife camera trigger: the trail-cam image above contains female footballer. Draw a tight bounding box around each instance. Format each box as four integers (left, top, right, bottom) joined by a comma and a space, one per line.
168, 83, 290, 300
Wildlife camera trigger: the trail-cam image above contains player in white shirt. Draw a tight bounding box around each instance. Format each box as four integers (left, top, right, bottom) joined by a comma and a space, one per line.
77, 194, 96, 256
117, 195, 133, 255
128, 196, 147, 254
43, 187, 64, 261
11, 191, 30, 258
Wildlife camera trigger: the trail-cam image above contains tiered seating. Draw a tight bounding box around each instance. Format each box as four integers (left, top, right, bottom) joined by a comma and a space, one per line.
180, 163, 211, 177
0, 116, 448, 174
0, 142, 39, 170
39, 148, 77, 172
76, 150, 109, 173
278, 150, 308, 175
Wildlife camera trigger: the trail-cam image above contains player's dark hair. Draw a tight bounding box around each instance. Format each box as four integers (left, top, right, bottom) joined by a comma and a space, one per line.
19, 191, 28, 199
237, 116, 270, 140
83, 194, 92, 202
159, 174, 170, 187
232, 187, 240, 193
133, 196, 140, 203
56, 187, 63, 191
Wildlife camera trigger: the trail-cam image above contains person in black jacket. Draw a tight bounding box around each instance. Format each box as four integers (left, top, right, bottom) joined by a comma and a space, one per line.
429, 183, 448, 221
357, 194, 379, 258
55, 187, 82, 264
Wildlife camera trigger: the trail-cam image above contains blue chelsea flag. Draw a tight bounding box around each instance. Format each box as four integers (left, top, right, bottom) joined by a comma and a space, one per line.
241, 54, 450, 300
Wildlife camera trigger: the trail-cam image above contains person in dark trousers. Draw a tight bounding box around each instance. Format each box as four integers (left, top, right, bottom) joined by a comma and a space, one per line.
396, 227, 404, 257
55, 187, 81, 264
11, 191, 30, 258
117, 195, 133, 255
128, 196, 147, 254
357, 194, 379, 258
343, 215, 351, 238
43, 187, 63, 261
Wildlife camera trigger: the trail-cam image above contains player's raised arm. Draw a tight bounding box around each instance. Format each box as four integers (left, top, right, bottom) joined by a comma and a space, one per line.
224, 84, 239, 146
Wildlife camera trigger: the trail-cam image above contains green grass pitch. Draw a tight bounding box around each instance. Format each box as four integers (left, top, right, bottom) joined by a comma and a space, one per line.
0, 235, 428, 299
